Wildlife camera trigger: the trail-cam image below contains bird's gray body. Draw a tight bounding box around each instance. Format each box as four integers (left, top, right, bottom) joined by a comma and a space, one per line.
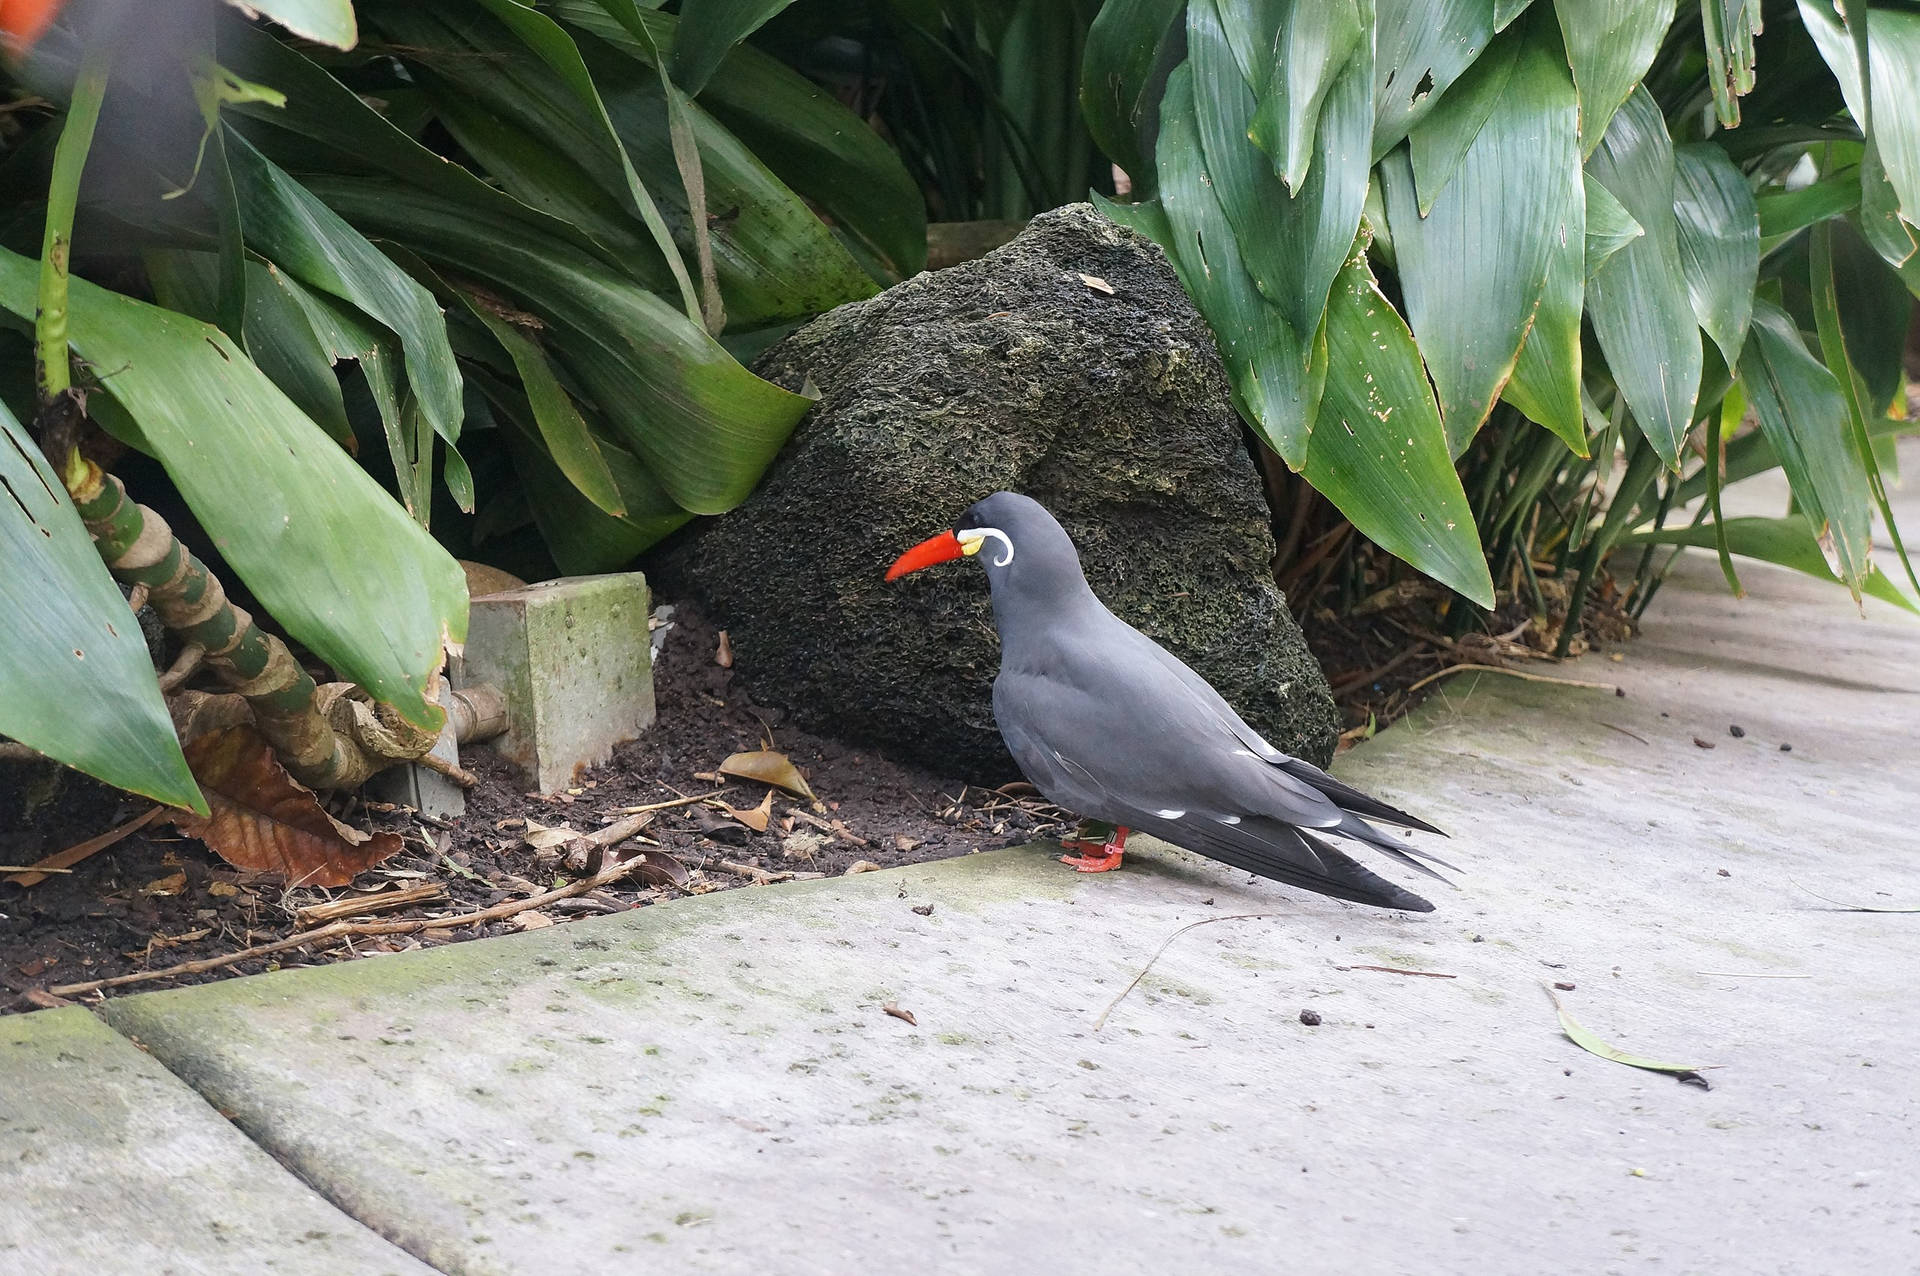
963, 492, 1451, 911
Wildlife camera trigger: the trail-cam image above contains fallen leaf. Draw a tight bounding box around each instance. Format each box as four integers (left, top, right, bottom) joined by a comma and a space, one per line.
716, 629, 734, 668
522, 818, 578, 850
781, 831, 828, 860
911, 903, 934, 917
141, 871, 188, 897
628, 849, 691, 889
512, 911, 555, 931
845, 860, 881, 875
883, 1002, 917, 1026
207, 880, 240, 898
721, 790, 775, 833
893, 835, 920, 853
1793, 880, 1920, 912
1545, 985, 1712, 1088
1077, 272, 1115, 295
171, 726, 402, 888
719, 750, 816, 800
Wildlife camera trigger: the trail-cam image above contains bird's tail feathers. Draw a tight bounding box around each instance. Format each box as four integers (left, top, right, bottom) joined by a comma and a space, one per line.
1278, 758, 1447, 837
1165, 815, 1436, 912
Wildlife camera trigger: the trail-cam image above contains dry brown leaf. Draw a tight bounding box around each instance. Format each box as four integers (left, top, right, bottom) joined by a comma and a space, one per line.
1078, 272, 1116, 295
513, 911, 555, 931
845, 860, 881, 875
719, 750, 816, 800
721, 790, 774, 833
141, 871, 187, 897
715, 629, 734, 668
172, 726, 402, 888
207, 880, 240, 898
522, 818, 578, 850
883, 1002, 918, 1026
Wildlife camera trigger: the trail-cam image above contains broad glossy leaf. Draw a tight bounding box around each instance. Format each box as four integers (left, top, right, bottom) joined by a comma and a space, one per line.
1554, 0, 1675, 157
1619, 516, 1914, 613
223, 0, 355, 49
310, 177, 811, 515
1799, 2, 1920, 245
1737, 298, 1873, 597
668, 0, 795, 96
1189, 0, 1373, 336
551, 1, 926, 279
1304, 240, 1496, 607
1826, 217, 1913, 411
1245, 0, 1368, 191
0, 248, 467, 729
459, 290, 625, 518
0, 402, 203, 812
1078, 0, 1188, 192
146, 249, 354, 451
1386, 32, 1579, 451
1148, 65, 1328, 465
1502, 160, 1588, 455
1585, 88, 1701, 466
1496, 0, 1535, 31
1372, 0, 1498, 157
1756, 170, 1860, 240
1672, 142, 1759, 366
1583, 171, 1643, 275
224, 136, 465, 456
1701, 0, 1760, 128
1406, 32, 1520, 215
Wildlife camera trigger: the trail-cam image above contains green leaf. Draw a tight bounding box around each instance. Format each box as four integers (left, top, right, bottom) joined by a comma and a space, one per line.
551, 0, 927, 279
1585, 88, 1701, 466
1554, 0, 1676, 157
0, 403, 203, 812
1756, 170, 1860, 240
1189, 0, 1373, 336
1406, 32, 1521, 216
1810, 221, 1918, 597
1619, 516, 1916, 614
1496, 0, 1535, 32
1502, 165, 1588, 455
1148, 64, 1328, 466
224, 136, 465, 459
1246, 0, 1368, 192
309, 177, 811, 516
222, 0, 356, 49
1545, 985, 1712, 1084
1826, 216, 1914, 412
1701, 0, 1760, 128
1736, 298, 1874, 599
1583, 170, 1644, 276
457, 289, 626, 519
1079, 0, 1189, 194
146, 250, 355, 451
1672, 142, 1759, 367
1385, 31, 1580, 451
0, 248, 467, 729
1372, 0, 1498, 157
668, 0, 795, 97
1798, 1, 1920, 271
1304, 238, 1495, 607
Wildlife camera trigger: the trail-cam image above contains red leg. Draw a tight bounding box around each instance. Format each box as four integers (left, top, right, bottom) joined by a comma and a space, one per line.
1060, 825, 1129, 873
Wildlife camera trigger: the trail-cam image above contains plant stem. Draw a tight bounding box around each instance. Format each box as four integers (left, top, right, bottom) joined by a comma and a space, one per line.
36, 39, 113, 411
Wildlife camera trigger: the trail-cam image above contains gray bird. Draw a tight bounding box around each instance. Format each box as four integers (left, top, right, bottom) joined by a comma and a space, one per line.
886, 492, 1454, 911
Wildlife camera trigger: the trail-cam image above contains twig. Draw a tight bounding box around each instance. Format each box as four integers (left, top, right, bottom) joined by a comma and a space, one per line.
5, 806, 164, 888
49, 854, 658, 998
413, 751, 479, 789
1333, 963, 1458, 978
294, 882, 447, 928
0, 866, 72, 874
1694, 971, 1812, 978
1094, 913, 1292, 1031
609, 790, 724, 815
712, 858, 823, 885
1597, 721, 1650, 745
1331, 645, 1425, 697
1404, 663, 1619, 696
1791, 880, 1920, 913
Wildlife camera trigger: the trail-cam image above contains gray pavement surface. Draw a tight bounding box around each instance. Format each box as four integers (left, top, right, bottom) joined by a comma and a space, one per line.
0, 1007, 433, 1275
5, 451, 1918, 1275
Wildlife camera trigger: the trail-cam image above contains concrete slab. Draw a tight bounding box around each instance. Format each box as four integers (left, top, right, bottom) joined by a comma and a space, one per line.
95, 540, 1920, 1274
0, 1007, 434, 1275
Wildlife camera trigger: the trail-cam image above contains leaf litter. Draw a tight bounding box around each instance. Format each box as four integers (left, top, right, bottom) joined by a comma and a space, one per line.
1545, 983, 1714, 1089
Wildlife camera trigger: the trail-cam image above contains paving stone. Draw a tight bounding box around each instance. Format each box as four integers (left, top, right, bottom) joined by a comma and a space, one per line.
0, 1008, 433, 1276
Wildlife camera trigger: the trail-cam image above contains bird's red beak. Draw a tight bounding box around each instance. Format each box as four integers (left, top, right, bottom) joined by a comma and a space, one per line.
2, 0, 66, 50
886, 529, 965, 581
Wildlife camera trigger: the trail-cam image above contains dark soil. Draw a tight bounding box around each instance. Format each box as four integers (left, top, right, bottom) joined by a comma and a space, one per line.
0, 601, 1072, 1013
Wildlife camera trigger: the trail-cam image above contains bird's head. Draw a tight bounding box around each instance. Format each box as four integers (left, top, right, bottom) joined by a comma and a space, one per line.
884, 492, 1087, 600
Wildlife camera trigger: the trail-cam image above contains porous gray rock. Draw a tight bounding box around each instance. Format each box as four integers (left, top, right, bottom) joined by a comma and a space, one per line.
655, 203, 1339, 779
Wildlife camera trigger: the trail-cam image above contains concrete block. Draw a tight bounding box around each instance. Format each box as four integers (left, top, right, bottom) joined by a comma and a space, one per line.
452, 573, 653, 794
364, 677, 467, 820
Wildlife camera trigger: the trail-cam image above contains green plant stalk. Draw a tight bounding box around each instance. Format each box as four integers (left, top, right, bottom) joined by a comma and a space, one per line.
1703, 414, 1744, 596
36, 40, 114, 413
71, 463, 440, 788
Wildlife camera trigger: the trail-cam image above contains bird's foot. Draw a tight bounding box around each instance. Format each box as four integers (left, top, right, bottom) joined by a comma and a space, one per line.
1059, 825, 1128, 873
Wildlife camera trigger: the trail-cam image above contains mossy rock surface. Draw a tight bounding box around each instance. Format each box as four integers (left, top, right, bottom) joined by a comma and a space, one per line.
656, 204, 1338, 778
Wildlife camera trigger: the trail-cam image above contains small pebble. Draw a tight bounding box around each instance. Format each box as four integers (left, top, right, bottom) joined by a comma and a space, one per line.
1729, 724, 1746, 738
1614, 687, 1626, 698
1780, 742, 1793, 752
1693, 737, 1715, 749
1299, 1009, 1322, 1026
911, 903, 933, 916
1553, 981, 1576, 991
1717, 868, 1731, 877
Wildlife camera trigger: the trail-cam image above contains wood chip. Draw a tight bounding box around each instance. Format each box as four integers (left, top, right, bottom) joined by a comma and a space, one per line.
845, 860, 882, 875
715, 629, 733, 668
883, 1002, 917, 1026
1077, 272, 1115, 295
